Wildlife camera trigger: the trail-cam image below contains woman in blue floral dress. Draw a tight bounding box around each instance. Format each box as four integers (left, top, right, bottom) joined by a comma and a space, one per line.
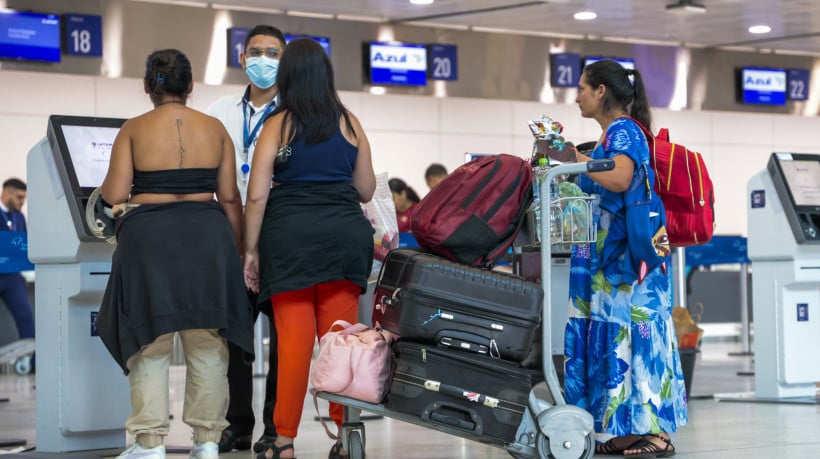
549, 60, 688, 457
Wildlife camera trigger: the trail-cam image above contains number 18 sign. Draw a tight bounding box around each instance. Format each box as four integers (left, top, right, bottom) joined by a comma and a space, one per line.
63, 14, 103, 57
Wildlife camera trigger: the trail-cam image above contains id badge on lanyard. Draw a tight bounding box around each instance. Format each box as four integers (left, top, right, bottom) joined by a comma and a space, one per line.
242, 101, 276, 183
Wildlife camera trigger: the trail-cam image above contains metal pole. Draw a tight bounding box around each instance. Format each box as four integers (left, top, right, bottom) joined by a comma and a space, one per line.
738, 263, 752, 354
254, 317, 265, 377
674, 247, 687, 307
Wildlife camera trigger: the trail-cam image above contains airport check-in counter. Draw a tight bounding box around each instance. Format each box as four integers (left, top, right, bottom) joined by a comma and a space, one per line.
747, 153, 820, 401
27, 115, 130, 452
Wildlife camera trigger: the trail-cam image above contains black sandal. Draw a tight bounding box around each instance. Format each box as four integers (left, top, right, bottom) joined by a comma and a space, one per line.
624, 434, 676, 458
256, 443, 297, 459
595, 436, 642, 455
328, 441, 349, 459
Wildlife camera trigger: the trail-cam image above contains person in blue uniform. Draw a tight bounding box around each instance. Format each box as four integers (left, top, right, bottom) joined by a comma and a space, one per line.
0, 178, 34, 343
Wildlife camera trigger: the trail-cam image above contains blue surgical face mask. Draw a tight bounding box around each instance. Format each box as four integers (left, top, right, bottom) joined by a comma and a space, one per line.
245, 56, 279, 89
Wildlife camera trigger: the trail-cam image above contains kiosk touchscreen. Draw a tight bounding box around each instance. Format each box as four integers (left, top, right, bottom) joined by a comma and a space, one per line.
767, 153, 820, 243
27, 115, 130, 452
742, 152, 820, 403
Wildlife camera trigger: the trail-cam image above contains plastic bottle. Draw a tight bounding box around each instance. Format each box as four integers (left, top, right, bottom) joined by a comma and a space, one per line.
532, 157, 550, 242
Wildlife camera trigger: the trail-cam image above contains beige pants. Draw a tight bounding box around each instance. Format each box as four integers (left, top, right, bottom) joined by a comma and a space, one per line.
125, 329, 229, 448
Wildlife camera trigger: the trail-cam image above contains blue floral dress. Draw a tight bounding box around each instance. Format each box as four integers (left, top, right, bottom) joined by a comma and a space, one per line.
563, 118, 688, 437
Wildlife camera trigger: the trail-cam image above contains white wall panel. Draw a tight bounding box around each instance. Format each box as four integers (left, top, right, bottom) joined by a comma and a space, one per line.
367, 132, 438, 196
712, 111, 775, 146
358, 94, 439, 133
439, 97, 513, 135
0, 71, 95, 117
772, 115, 820, 150
1, 69, 816, 237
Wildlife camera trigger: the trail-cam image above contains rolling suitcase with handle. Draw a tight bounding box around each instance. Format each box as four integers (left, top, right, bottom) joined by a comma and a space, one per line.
384, 341, 539, 444
373, 248, 543, 362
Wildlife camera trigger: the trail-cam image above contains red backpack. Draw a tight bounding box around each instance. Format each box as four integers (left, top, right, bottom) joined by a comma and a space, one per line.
633, 121, 715, 247
411, 154, 533, 267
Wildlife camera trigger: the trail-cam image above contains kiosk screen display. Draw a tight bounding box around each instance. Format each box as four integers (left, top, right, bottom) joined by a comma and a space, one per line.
47, 115, 126, 195
780, 159, 820, 207
61, 125, 119, 188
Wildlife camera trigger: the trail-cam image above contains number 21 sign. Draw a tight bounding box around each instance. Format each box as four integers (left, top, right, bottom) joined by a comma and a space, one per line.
551, 53, 581, 88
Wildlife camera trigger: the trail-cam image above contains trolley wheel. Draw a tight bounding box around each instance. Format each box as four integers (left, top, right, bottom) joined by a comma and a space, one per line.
535, 431, 594, 459
347, 430, 365, 459
14, 356, 31, 375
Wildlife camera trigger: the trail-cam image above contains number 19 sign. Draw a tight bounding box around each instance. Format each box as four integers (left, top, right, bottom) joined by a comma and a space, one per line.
427, 44, 458, 81
63, 14, 103, 57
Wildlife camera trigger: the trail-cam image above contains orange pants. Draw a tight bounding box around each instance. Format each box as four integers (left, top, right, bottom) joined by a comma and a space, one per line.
270, 279, 360, 438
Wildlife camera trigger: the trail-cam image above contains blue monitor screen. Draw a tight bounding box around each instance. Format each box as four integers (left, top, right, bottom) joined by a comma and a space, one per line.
284, 34, 330, 57
0, 10, 61, 63
583, 56, 635, 70
740, 67, 787, 105
366, 42, 427, 86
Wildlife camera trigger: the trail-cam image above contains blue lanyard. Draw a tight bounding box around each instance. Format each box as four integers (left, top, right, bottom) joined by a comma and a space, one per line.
242, 100, 276, 157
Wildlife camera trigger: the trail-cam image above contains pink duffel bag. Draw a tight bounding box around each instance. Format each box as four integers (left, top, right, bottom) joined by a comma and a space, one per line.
311, 320, 395, 404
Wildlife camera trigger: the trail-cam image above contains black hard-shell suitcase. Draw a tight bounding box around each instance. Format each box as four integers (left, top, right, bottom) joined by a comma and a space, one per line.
384, 341, 538, 444
373, 248, 543, 362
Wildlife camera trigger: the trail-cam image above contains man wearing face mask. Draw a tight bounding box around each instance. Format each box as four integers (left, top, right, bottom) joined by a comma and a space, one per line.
207, 24, 284, 455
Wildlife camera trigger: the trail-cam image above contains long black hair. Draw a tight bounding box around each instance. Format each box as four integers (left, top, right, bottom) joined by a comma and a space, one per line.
144, 49, 192, 102
272, 38, 354, 145
583, 59, 652, 132
388, 178, 420, 204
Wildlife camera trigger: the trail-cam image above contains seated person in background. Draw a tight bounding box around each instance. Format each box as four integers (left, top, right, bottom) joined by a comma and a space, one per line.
424, 163, 448, 190
389, 178, 420, 233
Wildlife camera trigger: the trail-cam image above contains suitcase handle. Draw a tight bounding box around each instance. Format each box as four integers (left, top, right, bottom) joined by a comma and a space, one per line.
423, 402, 482, 433
423, 379, 500, 408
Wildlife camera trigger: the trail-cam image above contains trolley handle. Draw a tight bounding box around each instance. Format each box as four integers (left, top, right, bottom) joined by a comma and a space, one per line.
585, 158, 615, 173
545, 158, 615, 182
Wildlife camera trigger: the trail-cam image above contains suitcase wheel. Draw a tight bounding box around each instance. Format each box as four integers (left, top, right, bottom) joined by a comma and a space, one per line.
14, 355, 32, 375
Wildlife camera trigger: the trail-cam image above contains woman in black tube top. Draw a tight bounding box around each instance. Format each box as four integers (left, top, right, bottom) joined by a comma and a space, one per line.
96, 48, 254, 459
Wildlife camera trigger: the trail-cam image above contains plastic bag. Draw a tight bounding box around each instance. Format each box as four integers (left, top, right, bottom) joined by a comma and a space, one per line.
362, 172, 399, 279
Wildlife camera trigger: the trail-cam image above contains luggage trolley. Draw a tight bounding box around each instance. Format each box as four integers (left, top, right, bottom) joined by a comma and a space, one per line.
315, 159, 614, 459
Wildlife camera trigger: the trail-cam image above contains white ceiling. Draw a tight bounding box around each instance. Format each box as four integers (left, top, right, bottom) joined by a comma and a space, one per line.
170, 0, 820, 56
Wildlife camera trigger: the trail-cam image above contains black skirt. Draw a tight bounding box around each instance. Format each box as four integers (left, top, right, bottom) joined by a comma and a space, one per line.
96, 200, 254, 374
257, 182, 374, 308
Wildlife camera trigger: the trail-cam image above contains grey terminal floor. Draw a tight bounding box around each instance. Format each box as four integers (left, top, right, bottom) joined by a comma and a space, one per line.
1, 339, 819, 458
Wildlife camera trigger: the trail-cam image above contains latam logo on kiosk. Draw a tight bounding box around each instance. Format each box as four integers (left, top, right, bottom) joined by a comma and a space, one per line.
368, 42, 427, 86
740, 67, 787, 105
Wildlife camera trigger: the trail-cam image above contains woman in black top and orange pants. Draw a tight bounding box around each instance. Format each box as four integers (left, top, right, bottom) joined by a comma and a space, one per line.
243, 39, 376, 459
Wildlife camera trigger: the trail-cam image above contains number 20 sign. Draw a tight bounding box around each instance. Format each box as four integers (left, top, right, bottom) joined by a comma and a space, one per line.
428, 44, 458, 81
63, 14, 103, 57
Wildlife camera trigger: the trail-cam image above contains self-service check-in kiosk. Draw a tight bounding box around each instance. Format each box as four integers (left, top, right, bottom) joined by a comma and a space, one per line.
746, 152, 820, 402
27, 115, 130, 451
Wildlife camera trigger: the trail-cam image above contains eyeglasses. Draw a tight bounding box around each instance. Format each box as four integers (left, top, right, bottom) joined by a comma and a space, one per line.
246, 47, 280, 59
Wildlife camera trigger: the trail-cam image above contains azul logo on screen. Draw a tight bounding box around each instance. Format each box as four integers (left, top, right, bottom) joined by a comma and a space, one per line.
743, 69, 786, 91
370, 43, 426, 71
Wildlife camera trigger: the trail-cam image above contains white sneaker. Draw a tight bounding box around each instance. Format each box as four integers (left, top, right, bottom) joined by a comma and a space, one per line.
188, 441, 219, 459
117, 444, 166, 459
